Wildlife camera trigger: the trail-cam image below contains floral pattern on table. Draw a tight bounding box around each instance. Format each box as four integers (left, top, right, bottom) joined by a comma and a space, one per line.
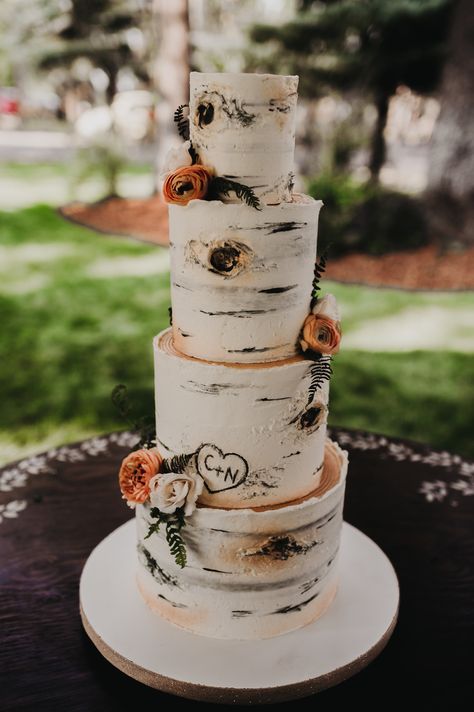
0, 429, 473, 524
331, 428, 474, 506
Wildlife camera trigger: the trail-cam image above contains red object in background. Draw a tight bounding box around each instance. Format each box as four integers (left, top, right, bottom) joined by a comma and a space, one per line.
0, 88, 20, 115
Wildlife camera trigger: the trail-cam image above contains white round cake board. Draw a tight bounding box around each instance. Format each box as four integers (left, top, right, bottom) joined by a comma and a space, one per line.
80, 520, 399, 704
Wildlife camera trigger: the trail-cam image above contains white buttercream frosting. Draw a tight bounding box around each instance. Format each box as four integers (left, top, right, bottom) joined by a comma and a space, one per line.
154, 329, 329, 509
136, 439, 347, 639
169, 197, 322, 363
189, 72, 298, 204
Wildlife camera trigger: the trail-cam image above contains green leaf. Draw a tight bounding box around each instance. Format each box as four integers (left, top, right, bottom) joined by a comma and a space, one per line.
307, 355, 333, 406
166, 510, 187, 568
161, 453, 193, 474
144, 507, 188, 568
173, 104, 189, 140
145, 518, 162, 539
311, 250, 328, 304
208, 177, 261, 210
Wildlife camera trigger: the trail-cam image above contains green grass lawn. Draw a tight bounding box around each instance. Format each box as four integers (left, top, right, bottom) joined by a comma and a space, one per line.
0, 204, 473, 464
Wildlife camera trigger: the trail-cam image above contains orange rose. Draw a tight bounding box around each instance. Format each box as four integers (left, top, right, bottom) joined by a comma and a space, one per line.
301, 313, 341, 355
162, 164, 212, 205
118, 448, 162, 507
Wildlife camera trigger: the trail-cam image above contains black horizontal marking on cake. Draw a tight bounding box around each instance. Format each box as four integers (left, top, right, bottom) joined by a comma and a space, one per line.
282, 450, 301, 458
315, 508, 337, 530
157, 593, 187, 608
202, 566, 233, 574
200, 308, 277, 317
270, 592, 319, 615
300, 576, 320, 594
260, 480, 278, 489
257, 396, 291, 402
268, 100, 290, 113
208, 527, 232, 534
138, 545, 180, 588
181, 381, 247, 395
258, 285, 297, 294
155, 436, 172, 452
227, 346, 276, 354
232, 610, 254, 618
265, 222, 307, 234
172, 282, 192, 291
326, 549, 339, 567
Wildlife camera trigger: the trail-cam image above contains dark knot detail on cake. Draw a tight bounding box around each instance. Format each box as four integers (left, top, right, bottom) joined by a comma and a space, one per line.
243, 535, 319, 561
196, 444, 249, 494
209, 245, 242, 273
197, 102, 214, 127
194, 91, 256, 128
299, 405, 325, 430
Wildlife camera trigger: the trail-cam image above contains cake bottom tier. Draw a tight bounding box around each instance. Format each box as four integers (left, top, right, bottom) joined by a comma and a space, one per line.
135, 439, 348, 640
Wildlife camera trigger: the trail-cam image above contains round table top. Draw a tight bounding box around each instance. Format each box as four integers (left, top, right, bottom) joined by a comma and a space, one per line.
1, 427, 472, 710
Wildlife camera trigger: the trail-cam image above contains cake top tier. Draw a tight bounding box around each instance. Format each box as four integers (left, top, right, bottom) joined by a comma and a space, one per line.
189, 72, 299, 205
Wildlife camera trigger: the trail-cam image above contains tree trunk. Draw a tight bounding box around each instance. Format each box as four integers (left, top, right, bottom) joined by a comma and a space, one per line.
425, 0, 474, 246
152, 0, 190, 190
368, 92, 389, 181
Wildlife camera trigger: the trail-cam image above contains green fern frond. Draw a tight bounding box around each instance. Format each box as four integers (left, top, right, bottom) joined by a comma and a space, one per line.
209, 176, 261, 210
166, 511, 187, 568
145, 507, 188, 568
307, 356, 333, 406
311, 251, 328, 304
161, 453, 193, 474
173, 104, 189, 140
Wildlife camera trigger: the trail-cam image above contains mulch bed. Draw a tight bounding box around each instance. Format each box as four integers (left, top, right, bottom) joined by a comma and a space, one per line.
59, 196, 474, 291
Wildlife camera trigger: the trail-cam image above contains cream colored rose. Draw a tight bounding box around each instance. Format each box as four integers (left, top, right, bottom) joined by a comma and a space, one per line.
312, 293, 341, 322
160, 140, 192, 177
149, 471, 204, 515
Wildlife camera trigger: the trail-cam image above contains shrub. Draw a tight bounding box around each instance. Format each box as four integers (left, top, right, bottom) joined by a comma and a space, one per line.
307, 174, 428, 257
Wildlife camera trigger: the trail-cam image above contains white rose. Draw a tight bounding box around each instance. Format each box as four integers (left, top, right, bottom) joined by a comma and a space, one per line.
312, 293, 341, 322
160, 140, 193, 177
149, 471, 203, 516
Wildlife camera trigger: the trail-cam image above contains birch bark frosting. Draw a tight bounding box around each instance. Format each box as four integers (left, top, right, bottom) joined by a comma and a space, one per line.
189, 72, 298, 205
136, 440, 347, 639
123, 71, 349, 640
170, 196, 322, 363
154, 329, 328, 509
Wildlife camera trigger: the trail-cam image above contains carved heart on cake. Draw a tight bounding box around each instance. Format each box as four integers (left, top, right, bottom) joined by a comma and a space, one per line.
196, 444, 249, 493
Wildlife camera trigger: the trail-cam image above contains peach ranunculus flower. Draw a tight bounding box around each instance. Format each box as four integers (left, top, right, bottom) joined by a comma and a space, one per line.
149, 471, 204, 516
300, 293, 341, 355
162, 164, 213, 205
119, 448, 163, 508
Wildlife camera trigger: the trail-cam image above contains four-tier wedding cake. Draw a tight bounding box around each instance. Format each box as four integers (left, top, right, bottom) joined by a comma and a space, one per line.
117, 72, 348, 640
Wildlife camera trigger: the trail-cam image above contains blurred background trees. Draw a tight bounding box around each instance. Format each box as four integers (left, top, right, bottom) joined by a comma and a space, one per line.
250, 0, 454, 182
0, 0, 473, 462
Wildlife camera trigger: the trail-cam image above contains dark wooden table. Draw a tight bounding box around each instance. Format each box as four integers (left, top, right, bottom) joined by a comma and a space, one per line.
1, 428, 472, 710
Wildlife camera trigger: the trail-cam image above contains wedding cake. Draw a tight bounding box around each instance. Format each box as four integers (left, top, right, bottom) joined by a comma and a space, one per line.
117, 72, 348, 639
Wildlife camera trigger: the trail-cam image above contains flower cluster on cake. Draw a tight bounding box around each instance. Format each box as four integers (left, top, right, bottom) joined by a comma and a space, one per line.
115, 72, 348, 640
